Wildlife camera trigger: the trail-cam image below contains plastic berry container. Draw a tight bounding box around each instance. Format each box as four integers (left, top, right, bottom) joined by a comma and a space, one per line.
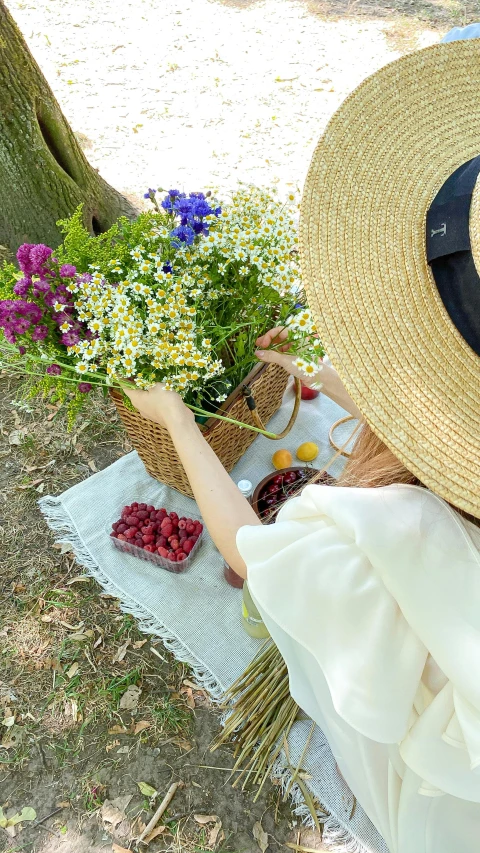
107, 507, 204, 574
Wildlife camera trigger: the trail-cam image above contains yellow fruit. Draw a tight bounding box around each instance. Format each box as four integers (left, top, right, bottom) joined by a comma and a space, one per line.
272, 449, 293, 470
296, 441, 319, 462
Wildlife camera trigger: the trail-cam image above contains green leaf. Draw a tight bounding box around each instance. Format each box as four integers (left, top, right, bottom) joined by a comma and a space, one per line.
0, 807, 7, 827
19, 807, 37, 822
137, 782, 158, 798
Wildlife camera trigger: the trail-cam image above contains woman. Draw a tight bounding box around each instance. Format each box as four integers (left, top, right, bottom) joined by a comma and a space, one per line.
126, 35, 480, 853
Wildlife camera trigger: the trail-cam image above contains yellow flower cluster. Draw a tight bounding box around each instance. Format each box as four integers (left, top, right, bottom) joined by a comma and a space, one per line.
66, 256, 222, 393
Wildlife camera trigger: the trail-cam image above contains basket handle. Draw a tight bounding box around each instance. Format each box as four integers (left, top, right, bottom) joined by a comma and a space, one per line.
329, 415, 357, 458
242, 377, 302, 440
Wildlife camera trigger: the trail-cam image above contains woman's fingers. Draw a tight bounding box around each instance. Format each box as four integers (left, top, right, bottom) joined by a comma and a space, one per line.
255, 347, 303, 377
255, 326, 288, 349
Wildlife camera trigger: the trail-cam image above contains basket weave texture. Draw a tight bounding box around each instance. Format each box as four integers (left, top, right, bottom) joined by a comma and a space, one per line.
111, 362, 289, 497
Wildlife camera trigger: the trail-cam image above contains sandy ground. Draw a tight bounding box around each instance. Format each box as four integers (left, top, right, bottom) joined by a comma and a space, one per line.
4, 0, 426, 200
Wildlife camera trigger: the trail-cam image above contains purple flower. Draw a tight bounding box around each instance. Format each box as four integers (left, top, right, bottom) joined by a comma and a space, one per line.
32, 279, 52, 297
12, 317, 31, 334
59, 264, 77, 278
78, 382, 92, 394
16, 244, 35, 275
144, 188, 157, 199
193, 220, 208, 235
4, 328, 16, 344
13, 278, 31, 297
61, 329, 80, 346
46, 364, 62, 375
170, 224, 195, 246
31, 325, 48, 341
18, 346, 26, 356
30, 244, 53, 274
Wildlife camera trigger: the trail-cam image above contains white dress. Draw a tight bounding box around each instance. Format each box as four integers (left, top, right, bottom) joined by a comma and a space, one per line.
236, 484, 480, 853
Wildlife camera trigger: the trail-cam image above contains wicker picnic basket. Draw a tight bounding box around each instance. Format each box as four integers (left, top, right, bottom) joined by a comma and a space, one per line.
111, 362, 299, 497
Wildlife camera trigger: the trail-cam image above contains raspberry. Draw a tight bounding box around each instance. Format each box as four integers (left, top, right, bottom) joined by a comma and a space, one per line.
157, 546, 169, 557
156, 510, 167, 520
161, 526, 173, 539
137, 510, 149, 521
160, 517, 171, 529
183, 539, 194, 554
123, 505, 132, 515
126, 515, 138, 526
143, 535, 155, 545
178, 520, 186, 530
116, 523, 127, 534
138, 503, 147, 511
176, 551, 187, 561
144, 544, 155, 552
156, 535, 167, 548
117, 533, 127, 541
167, 551, 177, 561
169, 538, 179, 551
146, 505, 155, 513
186, 523, 195, 535
125, 528, 137, 539
131, 502, 139, 509
194, 521, 203, 533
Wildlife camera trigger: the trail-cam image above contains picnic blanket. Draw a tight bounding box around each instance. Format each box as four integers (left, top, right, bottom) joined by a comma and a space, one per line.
40, 385, 388, 853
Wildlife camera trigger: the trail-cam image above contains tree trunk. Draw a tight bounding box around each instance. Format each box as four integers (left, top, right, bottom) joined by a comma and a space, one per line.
0, 1, 137, 257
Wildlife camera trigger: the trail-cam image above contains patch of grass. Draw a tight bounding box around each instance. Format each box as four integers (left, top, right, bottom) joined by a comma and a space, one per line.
150, 696, 193, 735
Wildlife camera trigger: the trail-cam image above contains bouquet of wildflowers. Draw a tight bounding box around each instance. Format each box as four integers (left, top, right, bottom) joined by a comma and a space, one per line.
0, 185, 322, 429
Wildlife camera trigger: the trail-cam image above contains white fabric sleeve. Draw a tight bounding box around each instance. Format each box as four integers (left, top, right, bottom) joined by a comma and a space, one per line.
236, 485, 427, 744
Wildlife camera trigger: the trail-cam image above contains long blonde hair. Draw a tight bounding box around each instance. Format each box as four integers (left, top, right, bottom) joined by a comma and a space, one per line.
335, 422, 479, 527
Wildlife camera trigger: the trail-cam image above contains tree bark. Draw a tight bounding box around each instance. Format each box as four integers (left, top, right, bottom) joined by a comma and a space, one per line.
0, 1, 137, 257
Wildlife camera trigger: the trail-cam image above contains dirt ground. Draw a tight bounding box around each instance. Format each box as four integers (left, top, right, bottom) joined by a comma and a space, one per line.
3, 0, 480, 850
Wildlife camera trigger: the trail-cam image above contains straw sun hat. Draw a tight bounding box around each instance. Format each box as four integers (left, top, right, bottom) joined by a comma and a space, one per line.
300, 39, 480, 519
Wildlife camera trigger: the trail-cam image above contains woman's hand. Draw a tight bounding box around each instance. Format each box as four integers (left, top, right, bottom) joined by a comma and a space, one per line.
255, 326, 323, 387
123, 383, 194, 429
255, 327, 362, 420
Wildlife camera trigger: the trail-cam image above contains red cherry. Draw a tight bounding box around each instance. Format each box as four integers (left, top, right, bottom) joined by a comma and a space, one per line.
301, 383, 320, 400
268, 483, 280, 493
273, 474, 284, 485
265, 496, 278, 507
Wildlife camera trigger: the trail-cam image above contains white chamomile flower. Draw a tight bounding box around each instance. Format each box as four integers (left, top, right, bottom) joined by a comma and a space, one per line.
75, 362, 89, 374
59, 321, 71, 332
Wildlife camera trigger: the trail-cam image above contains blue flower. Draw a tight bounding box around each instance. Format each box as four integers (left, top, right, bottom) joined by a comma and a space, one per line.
162, 262, 173, 273
161, 189, 186, 212
170, 225, 195, 246
143, 187, 157, 199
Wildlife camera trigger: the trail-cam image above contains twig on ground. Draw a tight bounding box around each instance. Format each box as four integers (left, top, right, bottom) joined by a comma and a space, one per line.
137, 781, 181, 844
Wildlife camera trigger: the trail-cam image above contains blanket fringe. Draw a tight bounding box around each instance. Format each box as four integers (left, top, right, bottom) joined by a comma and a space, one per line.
39, 494, 372, 853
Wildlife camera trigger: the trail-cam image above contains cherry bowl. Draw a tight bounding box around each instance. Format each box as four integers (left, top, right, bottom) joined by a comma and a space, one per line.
252, 467, 332, 524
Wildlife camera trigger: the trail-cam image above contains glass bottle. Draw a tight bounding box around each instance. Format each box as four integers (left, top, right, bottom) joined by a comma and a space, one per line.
241, 582, 270, 639
223, 479, 254, 588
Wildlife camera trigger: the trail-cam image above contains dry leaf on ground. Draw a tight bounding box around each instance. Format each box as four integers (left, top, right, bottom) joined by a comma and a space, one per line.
133, 720, 150, 734
112, 845, 131, 853
209, 819, 223, 847
194, 814, 218, 825
253, 820, 269, 853
108, 724, 127, 735
133, 639, 148, 649
113, 639, 131, 663
66, 662, 79, 679
119, 684, 141, 710
144, 825, 166, 843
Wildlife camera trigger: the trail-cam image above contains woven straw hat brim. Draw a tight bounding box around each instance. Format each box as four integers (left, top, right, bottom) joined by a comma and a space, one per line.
300, 40, 480, 518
